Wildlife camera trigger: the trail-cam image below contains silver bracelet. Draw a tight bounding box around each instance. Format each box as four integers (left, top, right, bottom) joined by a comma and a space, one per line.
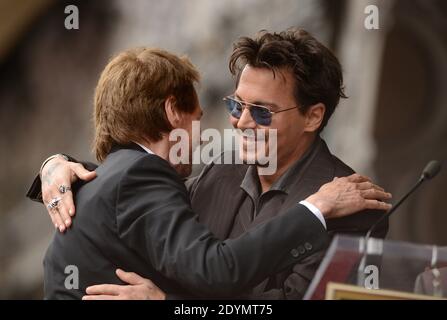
39, 154, 69, 178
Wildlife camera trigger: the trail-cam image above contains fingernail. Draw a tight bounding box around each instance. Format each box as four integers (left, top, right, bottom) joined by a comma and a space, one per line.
55, 224, 58, 229
65, 219, 71, 227
68, 209, 73, 216
59, 226, 65, 232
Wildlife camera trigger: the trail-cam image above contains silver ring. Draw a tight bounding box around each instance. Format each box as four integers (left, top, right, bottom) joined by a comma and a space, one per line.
47, 197, 62, 210
58, 185, 72, 194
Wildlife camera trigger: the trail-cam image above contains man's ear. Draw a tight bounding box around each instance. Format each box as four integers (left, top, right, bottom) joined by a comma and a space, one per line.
164, 96, 181, 128
304, 103, 325, 133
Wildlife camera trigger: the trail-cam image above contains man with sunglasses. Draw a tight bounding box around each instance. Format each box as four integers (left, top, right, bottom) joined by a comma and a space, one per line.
27, 28, 389, 299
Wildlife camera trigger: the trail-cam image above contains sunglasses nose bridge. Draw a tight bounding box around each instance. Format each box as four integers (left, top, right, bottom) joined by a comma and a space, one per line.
224, 97, 272, 126
238, 105, 258, 128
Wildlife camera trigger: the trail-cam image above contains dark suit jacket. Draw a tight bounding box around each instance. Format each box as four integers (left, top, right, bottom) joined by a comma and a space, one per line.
185, 138, 388, 299
41, 143, 330, 299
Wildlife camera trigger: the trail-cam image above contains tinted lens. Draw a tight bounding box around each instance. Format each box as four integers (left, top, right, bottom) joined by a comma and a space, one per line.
250, 106, 272, 126
224, 98, 273, 125
224, 99, 242, 118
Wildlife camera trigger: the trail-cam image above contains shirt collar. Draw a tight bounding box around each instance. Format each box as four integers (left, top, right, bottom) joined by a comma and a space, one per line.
240, 136, 322, 197
240, 165, 262, 201
134, 142, 154, 155
270, 137, 321, 192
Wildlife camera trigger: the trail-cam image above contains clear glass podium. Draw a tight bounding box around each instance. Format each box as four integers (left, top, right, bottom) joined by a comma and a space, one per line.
304, 235, 447, 300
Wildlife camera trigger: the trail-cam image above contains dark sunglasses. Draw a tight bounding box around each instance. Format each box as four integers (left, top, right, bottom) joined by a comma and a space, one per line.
223, 96, 298, 126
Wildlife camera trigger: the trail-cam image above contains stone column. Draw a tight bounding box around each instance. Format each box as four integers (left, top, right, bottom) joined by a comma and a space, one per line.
324, 0, 395, 178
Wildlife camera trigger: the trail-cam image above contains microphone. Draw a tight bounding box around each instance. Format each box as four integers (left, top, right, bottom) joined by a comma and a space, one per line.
357, 160, 442, 286
365, 160, 441, 239
422, 160, 441, 180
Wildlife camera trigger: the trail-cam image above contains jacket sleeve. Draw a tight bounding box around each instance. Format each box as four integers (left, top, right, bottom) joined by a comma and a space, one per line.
245, 210, 389, 300
243, 250, 326, 300
115, 155, 330, 297
25, 154, 98, 203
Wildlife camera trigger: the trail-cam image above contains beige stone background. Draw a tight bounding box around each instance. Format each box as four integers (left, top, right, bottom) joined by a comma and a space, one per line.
0, 0, 445, 298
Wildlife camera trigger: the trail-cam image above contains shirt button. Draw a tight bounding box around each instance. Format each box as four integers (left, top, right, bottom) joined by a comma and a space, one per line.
304, 242, 313, 251
298, 245, 306, 255
290, 248, 300, 258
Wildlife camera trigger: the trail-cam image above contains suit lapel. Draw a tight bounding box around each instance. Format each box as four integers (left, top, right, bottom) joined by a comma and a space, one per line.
196, 163, 249, 240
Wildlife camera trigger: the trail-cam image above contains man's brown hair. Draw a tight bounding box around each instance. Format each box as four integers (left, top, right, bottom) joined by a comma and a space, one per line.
229, 27, 347, 132
93, 47, 200, 161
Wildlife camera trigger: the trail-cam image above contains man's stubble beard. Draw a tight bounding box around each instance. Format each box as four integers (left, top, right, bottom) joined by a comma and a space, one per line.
238, 133, 271, 167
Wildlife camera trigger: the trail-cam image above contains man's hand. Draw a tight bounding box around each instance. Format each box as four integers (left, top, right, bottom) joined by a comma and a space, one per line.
41, 157, 96, 232
305, 173, 392, 219
82, 269, 166, 300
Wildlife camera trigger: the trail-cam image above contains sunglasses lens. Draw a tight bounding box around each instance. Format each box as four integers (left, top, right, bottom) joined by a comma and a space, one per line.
251, 106, 272, 126
224, 98, 272, 125
225, 99, 242, 118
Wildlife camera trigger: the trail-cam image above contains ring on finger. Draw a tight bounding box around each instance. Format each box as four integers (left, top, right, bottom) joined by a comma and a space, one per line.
47, 197, 62, 210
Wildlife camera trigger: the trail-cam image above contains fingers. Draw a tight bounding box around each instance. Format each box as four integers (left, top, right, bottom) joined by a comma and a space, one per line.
346, 173, 371, 183
55, 181, 76, 220
57, 201, 72, 229
43, 193, 65, 232
46, 209, 58, 229
44, 191, 73, 231
41, 162, 74, 230
71, 163, 97, 182
63, 190, 76, 217
114, 269, 164, 300
361, 189, 392, 201
364, 199, 392, 211
53, 188, 74, 228
357, 181, 384, 192
85, 284, 121, 296
49, 208, 66, 232
82, 295, 120, 300
116, 269, 145, 286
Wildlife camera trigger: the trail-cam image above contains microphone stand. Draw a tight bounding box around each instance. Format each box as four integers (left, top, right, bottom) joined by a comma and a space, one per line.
357, 175, 426, 287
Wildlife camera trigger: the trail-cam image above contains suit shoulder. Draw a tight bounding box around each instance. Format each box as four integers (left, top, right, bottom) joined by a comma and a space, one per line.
125, 152, 180, 179
99, 148, 180, 185
331, 155, 355, 176
317, 139, 354, 178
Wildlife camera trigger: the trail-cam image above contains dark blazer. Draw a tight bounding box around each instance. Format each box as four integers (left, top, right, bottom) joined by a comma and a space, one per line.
186, 138, 388, 299
41, 143, 329, 299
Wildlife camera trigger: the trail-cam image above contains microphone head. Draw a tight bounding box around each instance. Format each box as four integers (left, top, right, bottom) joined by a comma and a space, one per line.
422, 160, 441, 180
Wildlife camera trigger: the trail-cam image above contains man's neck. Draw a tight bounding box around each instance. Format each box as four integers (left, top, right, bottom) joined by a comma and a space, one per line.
258, 134, 316, 193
